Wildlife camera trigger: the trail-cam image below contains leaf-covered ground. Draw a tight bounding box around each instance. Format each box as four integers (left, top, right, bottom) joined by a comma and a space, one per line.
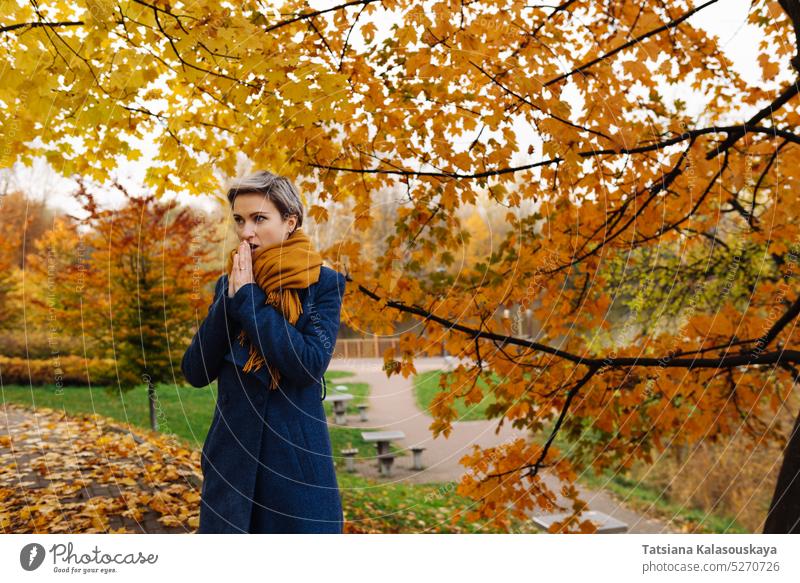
1, 402, 539, 534
0, 403, 201, 533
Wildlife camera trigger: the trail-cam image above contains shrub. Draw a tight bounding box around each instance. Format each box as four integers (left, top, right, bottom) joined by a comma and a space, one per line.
0, 331, 85, 359
0, 355, 116, 387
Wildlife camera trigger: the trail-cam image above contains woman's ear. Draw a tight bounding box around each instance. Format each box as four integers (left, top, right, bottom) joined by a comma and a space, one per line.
286, 214, 298, 234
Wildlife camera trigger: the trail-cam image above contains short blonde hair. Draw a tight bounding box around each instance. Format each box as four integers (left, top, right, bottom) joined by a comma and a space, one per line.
226, 170, 304, 231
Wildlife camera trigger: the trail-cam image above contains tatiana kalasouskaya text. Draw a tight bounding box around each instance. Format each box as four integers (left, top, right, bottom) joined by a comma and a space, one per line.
642, 544, 777, 557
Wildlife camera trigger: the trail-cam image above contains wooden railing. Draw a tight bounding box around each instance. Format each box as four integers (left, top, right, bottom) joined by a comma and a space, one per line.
333, 338, 408, 359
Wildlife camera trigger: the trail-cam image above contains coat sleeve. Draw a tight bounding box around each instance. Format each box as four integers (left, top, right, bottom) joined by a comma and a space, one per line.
181, 275, 234, 388
228, 271, 346, 388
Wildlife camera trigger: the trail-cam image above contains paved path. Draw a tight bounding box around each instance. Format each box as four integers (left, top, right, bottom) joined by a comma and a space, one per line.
329, 356, 677, 533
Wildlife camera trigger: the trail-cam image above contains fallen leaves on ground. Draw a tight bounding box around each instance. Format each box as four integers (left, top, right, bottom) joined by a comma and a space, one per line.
0, 403, 201, 533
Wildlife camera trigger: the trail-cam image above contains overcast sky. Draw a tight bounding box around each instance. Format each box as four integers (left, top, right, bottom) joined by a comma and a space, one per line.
0, 0, 779, 218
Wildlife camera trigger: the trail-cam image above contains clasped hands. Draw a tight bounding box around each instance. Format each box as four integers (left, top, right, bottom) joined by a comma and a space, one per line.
228, 241, 256, 298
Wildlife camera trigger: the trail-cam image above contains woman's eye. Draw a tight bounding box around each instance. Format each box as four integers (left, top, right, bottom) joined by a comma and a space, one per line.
255, 216, 267, 222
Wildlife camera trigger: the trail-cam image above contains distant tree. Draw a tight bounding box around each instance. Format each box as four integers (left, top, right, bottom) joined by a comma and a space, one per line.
0, 190, 55, 268
25, 215, 89, 341
0, 190, 55, 333
28, 178, 220, 430
0, 246, 20, 333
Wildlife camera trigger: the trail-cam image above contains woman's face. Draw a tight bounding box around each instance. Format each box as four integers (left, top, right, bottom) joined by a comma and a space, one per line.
232, 193, 297, 251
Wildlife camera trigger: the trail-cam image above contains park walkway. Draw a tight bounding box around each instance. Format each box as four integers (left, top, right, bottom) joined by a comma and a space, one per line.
329, 356, 678, 533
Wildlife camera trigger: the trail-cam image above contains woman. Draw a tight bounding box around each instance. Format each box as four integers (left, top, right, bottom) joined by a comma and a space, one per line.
181, 170, 347, 533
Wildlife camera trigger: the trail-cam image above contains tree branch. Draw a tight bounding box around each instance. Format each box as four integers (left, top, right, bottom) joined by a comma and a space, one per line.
263, 0, 380, 33
309, 123, 800, 179
0, 20, 83, 34
485, 365, 600, 480
352, 278, 800, 370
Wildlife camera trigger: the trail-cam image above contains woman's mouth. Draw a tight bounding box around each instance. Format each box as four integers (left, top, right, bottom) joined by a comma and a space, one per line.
249, 243, 259, 251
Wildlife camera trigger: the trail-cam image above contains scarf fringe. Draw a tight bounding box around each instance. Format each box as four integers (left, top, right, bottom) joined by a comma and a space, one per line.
236, 288, 301, 392
237, 329, 280, 391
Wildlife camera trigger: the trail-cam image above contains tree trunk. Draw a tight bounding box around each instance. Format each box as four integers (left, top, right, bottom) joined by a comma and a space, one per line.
147, 379, 159, 432
763, 407, 800, 533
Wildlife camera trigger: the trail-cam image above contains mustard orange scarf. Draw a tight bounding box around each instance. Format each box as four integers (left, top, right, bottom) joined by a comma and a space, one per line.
226, 228, 322, 390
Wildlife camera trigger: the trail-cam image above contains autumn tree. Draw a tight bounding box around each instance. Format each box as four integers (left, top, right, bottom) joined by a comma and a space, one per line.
87, 179, 221, 430
0, 204, 20, 331
25, 215, 90, 342
27, 178, 219, 429
0, 190, 54, 332
4, 0, 800, 532
0, 190, 54, 268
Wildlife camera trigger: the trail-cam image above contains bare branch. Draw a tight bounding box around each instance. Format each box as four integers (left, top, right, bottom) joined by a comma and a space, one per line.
0, 20, 83, 34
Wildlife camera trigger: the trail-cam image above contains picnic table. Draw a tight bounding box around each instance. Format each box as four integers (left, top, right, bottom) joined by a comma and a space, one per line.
532, 510, 628, 533
361, 430, 405, 475
324, 393, 354, 424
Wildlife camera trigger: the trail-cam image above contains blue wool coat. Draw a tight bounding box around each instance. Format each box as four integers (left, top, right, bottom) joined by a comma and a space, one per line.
181, 266, 347, 534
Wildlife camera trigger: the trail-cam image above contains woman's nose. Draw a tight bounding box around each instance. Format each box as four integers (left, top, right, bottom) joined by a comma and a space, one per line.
241, 224, 255, 238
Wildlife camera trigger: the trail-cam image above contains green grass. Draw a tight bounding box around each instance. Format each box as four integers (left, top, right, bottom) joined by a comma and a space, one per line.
337, 471, 539, 533
322, 370, 369, 416
0, 381, 217, 449
323, 370, 355, 381
323, 370, 402, 458
0, 370, 396, 462
413, 369, 501, 421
